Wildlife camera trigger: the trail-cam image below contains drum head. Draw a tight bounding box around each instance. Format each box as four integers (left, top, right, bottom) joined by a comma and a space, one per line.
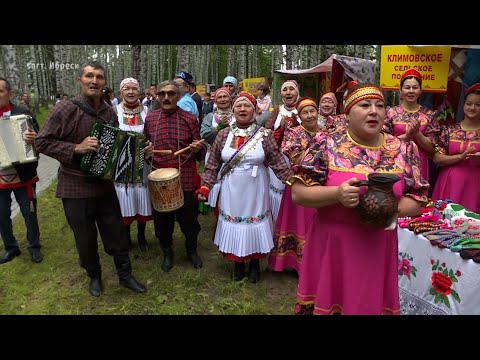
148, 168, 179, 181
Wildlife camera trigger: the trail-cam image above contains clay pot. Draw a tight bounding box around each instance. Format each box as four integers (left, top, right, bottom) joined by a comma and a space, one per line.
354, 173, 400, 228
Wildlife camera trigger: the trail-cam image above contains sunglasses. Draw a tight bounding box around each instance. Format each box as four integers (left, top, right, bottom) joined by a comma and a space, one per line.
157, 90, 177, 97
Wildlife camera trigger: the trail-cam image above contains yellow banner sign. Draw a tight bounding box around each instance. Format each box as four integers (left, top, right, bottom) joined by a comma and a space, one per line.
196, 84, 206, 98
380, 45, 451, 92
242, 77, 267, 97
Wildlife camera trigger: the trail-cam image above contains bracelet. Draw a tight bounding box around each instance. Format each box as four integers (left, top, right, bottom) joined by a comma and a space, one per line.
431, 144, 446, 155
285, 177, 297, 187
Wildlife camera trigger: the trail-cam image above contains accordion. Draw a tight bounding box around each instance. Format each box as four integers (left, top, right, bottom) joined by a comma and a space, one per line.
80, 122, 146, 183
0, 114, 38, 170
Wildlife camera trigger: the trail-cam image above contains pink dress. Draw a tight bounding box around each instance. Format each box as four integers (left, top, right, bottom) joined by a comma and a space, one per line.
268, 126, 318, 272
293, 129, 429, 315
431, 123, 480, 213
383, 105, 440, 183
325, 114, 348, 134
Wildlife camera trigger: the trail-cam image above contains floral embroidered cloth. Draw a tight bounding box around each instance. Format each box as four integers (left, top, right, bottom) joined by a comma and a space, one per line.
398, 227, 480, 315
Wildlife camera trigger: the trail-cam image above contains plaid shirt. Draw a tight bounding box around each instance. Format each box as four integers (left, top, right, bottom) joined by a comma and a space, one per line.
201, 126, 292, 189
144, 107, 205, 191
35, 95, 118, 198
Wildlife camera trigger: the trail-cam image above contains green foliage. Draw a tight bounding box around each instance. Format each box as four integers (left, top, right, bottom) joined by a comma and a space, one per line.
215, 45, 229, 85
0, 181, 298, 315
35, 104, 52, 129
258, 46, 274, 78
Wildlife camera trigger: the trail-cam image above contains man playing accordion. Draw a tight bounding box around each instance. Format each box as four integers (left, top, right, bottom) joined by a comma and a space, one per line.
0, 77, 43, 265
35, 61, 152, 297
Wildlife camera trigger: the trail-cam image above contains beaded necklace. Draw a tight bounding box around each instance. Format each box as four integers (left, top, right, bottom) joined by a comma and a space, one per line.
230, 122, 257, 138
213, 110, 233, 127
121, 102, 144, 126
219, 124, 265, 180
401, 103, 421, 114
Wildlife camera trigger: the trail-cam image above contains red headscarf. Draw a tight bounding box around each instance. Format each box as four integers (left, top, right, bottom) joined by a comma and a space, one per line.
465, 83, 480, 96
213, 87, 231, 103
233, 91, 257, 109
400, 69, 422, 87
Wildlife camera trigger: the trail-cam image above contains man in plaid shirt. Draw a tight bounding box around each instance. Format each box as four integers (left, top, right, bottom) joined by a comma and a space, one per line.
35, 61, 148, 297
144, 80, 206, 272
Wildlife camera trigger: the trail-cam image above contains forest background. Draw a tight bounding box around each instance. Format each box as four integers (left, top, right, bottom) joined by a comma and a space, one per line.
0, 44, 378, 110
0, 44, 377, 315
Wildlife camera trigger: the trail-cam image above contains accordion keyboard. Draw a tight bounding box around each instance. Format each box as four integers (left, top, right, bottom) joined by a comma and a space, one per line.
0, 114, 38, 169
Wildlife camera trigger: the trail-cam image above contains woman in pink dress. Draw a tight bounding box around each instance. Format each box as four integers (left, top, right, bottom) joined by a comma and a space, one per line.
290, 84, 429, 315
268, 98, 320, 273
431, 83, 480, 213
324, 81, 357, 134
256, 83, 272, 116
383, 69, 440, 184
317, 92, 337, 129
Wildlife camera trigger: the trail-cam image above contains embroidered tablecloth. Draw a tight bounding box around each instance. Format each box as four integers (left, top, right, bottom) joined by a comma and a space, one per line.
398, 227, 480, 315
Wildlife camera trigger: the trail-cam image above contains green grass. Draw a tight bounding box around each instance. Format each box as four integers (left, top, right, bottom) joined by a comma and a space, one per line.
0, 105, 298, 314
0, 182, 298, 315
34, 104, 52, 128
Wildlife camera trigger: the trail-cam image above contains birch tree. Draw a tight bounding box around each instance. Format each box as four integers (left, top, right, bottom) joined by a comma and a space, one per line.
238, 45, 246, 80
1, 45, 20, 94
0, 44, 381, 106
271, 45, 283, 73
227, 45, 235, 76
131, 45, 142, 81
285, 45, 294, 70
140, 45, 148, 90
16, 45, 29, 93
156, 45, 163, 83
177, 45, 188, 72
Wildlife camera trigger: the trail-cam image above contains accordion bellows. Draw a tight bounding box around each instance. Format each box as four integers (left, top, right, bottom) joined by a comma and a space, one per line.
80, 122, 146, 183
0, 114, 38, 170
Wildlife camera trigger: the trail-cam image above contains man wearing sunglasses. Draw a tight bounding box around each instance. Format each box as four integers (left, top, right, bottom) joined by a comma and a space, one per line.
144, 80, 206, 273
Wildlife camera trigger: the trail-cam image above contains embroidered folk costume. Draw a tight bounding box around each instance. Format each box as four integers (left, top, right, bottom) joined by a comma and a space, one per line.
268, 98, 319, 272
199, 87, 235, 209
317, 92, 337, 129
264, 80, 301, 222
383, 69, 440, 182
199, 92, 291, 281
431, 83, 480, 213
324, 82, 358, 134
113, 78, 152, 227
293, 85, 429, 315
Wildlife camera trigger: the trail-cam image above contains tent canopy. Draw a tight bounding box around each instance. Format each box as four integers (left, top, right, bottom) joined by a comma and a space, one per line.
275, 56, 333, 75
274, 54, 377, 85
